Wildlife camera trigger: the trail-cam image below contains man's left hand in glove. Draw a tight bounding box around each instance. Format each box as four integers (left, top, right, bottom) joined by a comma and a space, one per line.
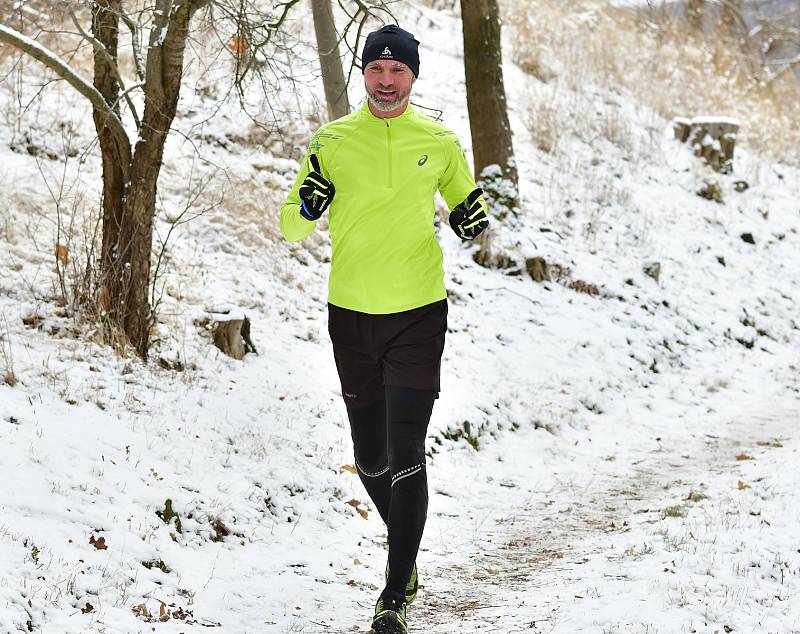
449, 188, 489, 240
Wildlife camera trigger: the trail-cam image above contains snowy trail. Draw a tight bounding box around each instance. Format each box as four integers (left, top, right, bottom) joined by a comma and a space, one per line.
2, 2, 800, 632
405, 397, 800, 634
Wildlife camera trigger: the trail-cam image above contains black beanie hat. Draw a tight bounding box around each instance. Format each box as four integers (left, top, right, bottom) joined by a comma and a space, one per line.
362, 25, 420, 78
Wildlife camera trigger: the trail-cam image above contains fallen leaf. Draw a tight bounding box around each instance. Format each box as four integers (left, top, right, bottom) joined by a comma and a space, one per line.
81, 602, 93, 614
357, 508, 369, 520
159, 602, 169, 622
89, 535, 107, 550
346, 499, 361, 508
737, 480, 750, 490
735, 453, 753, 461
354, 558, 362, 565
340, 464, 357, 474
624, 547, 636, 556
132, 603, 150, 618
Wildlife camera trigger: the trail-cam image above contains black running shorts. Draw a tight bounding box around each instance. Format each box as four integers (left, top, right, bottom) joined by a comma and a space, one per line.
328, 300, 448, 407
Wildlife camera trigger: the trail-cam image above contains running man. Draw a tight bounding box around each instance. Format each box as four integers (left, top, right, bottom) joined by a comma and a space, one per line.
280, 24, 489, 634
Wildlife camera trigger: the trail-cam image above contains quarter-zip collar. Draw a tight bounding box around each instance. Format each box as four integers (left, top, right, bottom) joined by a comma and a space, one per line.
358, 100, 410, 188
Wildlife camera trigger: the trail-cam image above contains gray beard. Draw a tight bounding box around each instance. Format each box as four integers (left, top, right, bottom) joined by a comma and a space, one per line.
367, 92, 409, 112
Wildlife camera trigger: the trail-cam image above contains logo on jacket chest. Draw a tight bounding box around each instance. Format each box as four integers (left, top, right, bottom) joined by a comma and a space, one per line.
417, 154, 428, 166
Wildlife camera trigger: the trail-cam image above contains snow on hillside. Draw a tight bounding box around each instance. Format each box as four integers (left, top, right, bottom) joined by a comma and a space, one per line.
1, 2, 799, 633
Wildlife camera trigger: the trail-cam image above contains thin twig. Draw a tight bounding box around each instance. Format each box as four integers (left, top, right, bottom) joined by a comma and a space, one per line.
119, 12, 146, 82
481, 287, 541, 305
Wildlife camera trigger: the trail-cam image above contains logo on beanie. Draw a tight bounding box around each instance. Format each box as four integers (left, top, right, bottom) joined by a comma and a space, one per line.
381, 46, 392, 56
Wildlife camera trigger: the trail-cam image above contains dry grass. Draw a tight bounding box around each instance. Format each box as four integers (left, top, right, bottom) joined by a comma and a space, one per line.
1, 314, 17, 386
526, 97, 560, 155
504, 0, 800, 163
202, 170, 286, 246
46, 184, 134, 355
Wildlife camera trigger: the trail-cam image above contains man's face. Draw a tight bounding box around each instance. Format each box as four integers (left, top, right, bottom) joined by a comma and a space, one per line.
364, 59, 416, 114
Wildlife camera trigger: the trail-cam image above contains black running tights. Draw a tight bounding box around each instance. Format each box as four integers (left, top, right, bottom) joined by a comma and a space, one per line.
346, 385, 436, 599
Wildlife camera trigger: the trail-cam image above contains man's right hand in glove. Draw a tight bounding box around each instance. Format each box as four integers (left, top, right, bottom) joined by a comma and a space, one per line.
299, 154, 335, 221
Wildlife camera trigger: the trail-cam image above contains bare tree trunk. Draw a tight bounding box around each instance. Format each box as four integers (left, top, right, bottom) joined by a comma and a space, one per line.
91, 0, 128, 335
311, 0, 349, 120
91, 0, 203, 358
119, 2, 199, 358
460, 0, 518, 211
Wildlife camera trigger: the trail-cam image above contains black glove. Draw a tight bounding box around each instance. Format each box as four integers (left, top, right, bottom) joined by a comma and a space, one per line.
298, 154, 335, 221
449, 187, 489, 240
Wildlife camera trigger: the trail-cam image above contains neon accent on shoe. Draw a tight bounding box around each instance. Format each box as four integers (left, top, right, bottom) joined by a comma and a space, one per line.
372, 595, 408, 634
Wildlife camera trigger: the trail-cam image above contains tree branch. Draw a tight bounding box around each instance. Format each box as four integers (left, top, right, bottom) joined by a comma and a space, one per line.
145, 0, 174, 102
265, 0, 302, 30
0, 23, 131, 177
765, 54, 800, 83
234, 0, 301, 91
119, 12, 146, 82
767, 53, 800, 66
69, 8, 141, 130
344, 5, 370, 87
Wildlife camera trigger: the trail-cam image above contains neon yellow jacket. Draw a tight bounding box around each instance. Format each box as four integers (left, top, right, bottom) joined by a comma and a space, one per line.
280, 101, 482, 314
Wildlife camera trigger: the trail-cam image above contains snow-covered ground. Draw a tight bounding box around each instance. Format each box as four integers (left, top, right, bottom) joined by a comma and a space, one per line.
1, 2, 799, 633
